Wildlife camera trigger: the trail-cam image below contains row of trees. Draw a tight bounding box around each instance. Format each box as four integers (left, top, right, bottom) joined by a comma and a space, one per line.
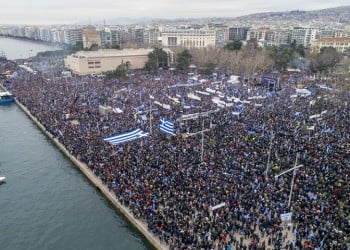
172, 39, 345, 76
104, 40, 348, 85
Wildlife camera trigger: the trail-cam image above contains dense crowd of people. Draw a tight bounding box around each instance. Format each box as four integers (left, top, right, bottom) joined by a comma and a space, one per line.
1, 58, 349, 249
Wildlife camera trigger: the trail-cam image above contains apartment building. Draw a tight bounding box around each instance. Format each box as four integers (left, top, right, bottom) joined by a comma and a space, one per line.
265, 28, 292, 46
143, 28, 161, 46
291, 27, 317, 48
247, 27, 271, 41
228, 27, 249, 41
64, 28, 83, 46
100, 27, 112, 47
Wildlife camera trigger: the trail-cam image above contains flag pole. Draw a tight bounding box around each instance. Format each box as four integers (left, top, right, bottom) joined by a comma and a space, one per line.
201, 119, 204, 162
149, 98, 152, 134
265, 131, 274, 178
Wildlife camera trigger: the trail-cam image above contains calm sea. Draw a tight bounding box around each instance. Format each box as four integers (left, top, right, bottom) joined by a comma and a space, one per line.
0, 37, 153, 250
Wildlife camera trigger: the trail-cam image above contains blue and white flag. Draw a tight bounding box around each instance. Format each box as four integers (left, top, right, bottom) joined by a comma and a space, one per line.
103, 129, 150, 145
159, 118, 175, 135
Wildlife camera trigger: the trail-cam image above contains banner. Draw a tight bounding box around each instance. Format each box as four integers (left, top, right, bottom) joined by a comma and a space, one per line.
211, 202, 226, 211
280, 212, 292, 221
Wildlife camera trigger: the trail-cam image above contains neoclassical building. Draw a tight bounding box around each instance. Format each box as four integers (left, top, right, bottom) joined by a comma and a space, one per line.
310, 37, 350, 53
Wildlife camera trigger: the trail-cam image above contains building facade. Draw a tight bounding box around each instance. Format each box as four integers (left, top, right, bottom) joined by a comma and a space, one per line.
82, 26, 101, 49
64, 48, 173, 75
310, 37, 350, 53
228, 27, 249, 41
161, 28, 216, 48
291, 27, 317, 48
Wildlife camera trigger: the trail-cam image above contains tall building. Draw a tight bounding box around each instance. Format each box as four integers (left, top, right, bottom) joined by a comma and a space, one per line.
24, 26, 39, 40
100, 27, 112, 47
82, 26, 101, 49
291, 27, 317, 48
228, 27, 249, 41
50, 28, 66, 44
65, 28, 83, 46
215, 28, 229, 48
38, 27, 52, 43
247, 27, 271, 42
131, 27, 145, 44
143, 28, 161, 46
266, 28, 291, 46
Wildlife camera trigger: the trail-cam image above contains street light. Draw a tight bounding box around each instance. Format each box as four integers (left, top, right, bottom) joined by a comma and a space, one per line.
265, 131, 274, 178
178, 109, 217, 162
274, 153, 304, 208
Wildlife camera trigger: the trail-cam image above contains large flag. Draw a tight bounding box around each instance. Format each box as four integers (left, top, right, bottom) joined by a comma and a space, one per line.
103, 129, 150, 145
159, 118, 175, 135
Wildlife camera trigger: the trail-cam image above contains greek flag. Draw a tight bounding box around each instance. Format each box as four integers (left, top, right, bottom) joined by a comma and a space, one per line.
159, 118, 175, 135
103, 129, 150, 145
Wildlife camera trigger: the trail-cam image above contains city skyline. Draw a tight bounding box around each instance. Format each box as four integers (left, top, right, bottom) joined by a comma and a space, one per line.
0, 0, 349, 25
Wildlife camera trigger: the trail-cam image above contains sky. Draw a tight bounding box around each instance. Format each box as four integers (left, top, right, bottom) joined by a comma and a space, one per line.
0, 0, 349, 25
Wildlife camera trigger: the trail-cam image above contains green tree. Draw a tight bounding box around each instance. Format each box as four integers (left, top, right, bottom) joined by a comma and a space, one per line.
75, 41, 84, 51
89, 43, 99, 51
296, 44, 305, 57
224, 39, 243, 52
143, 48, 168, 73
176, 49, 192, 70
104, 62, 128, 82
201, 61, 216, 75
265, 45, 293, 70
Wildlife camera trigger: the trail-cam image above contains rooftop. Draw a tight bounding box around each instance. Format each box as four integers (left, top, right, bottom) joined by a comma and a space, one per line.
71, 48, 163, 59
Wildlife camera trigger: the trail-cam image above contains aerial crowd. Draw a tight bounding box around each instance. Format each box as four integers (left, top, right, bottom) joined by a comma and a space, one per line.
1, 58, 349, 250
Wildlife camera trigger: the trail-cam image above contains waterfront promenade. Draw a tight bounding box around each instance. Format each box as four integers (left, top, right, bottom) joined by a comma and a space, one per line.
7, 90, 166, 250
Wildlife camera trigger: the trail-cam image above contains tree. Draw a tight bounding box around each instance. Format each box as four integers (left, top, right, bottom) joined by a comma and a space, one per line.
265, 45, 293, 70
75, 41, 84, 51
104, 62, 128, 82
224, 39, 243, 52
189, 47, 218, 71
201, 62, 216, 75
310, 47, 341, 73
89, 43, 99, 51
176, 49, 192, 70
143, 48, 168, 73
114, 63, 128, 80
296, 44, 305, 57
144, 54, 158, 73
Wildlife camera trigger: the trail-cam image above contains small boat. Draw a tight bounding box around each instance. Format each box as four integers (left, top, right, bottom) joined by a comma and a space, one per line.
0, 176, 6, 183
0, 91, 14, 104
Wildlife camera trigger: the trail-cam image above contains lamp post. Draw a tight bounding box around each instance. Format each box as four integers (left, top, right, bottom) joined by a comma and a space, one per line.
177, 109, 217, 162
265, 131, 274, 178
274, 153, 303, 208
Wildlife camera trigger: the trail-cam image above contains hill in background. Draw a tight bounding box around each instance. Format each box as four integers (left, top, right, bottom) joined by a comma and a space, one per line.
94, 6, 350, 25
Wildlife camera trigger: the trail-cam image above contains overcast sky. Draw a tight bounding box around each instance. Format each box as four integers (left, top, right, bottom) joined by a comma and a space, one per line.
0, 0, 348, 25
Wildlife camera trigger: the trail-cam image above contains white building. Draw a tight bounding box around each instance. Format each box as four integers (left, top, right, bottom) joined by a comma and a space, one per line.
291, 27, 317, 48
161, 28, 216, 48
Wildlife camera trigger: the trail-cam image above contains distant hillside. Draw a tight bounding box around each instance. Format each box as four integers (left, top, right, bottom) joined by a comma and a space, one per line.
234, 6, 350, 24
84, 5, 350, 25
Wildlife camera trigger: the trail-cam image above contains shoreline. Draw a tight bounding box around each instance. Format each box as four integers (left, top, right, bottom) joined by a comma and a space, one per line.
0, 85, 166, 250
0, 35, 64, 49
